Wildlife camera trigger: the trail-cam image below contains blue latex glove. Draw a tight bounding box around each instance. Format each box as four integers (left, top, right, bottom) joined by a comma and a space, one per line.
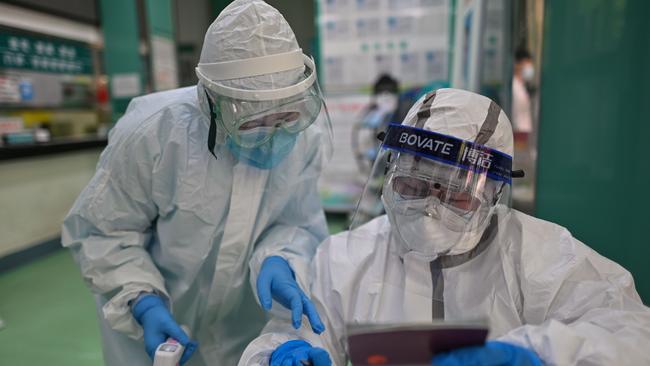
132, 295, 198, 365
270, 340, 332, 366
257, 256, 325, 333
432, 341, 543, 366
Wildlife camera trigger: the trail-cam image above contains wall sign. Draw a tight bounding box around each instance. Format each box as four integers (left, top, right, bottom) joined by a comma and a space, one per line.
0, 28, 93, 75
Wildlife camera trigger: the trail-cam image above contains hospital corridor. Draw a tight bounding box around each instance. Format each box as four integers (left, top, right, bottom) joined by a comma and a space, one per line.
1, 0, 649, 365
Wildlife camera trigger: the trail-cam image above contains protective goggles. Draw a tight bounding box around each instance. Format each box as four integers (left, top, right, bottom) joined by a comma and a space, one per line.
390, 172, 489, 213
383, 165, 500, 221
216, 89, 323, 148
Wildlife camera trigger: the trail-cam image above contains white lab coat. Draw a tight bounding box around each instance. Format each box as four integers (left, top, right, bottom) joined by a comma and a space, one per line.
239, 209, 650, 365
62, 85, 329, 365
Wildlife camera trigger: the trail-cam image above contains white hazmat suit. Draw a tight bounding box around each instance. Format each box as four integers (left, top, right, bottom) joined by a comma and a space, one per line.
239, 89, 650, 366
62, 1, 332, 365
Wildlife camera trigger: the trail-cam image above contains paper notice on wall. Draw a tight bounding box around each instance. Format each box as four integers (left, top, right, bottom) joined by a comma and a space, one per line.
323, 19, 352, 40
387, 0, 418, 9
481, 0, 505, 83
111, 73, 141, 98
319, 94, 371, 212
322, 0, 352, 14
375, 53, 395, 75
399, 52, 420, 83
0, 76, 21, 103
151, 35, 179, 91
356, 17, 382, 38
356, 0, 381, 11
347, 53, 373, 85
0, 116, 24, 135
422, 0, 447, 6
424, 50, 448, 80
386, 16, 416, 36
317, 0, 452, 93
324, 56, 345, 86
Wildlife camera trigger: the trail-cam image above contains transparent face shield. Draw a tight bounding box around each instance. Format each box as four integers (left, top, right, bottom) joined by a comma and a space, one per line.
197, 51, 332, 149
383, 156, 502, 233
349, 123, 513, 255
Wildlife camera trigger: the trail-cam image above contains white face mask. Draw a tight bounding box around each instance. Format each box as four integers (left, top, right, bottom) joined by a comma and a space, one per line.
375, 92, 399, 112
522, 64, 535, 82
386, 196, 488, 258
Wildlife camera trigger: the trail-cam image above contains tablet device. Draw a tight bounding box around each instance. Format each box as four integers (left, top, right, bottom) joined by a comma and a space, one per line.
347, 321, 488, 365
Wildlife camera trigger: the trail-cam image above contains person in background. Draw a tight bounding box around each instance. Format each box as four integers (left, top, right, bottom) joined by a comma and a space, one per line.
62, 0, 332, 365
511, 48, 534, 137
238, 89, 650, 366
352, 74, 403, 174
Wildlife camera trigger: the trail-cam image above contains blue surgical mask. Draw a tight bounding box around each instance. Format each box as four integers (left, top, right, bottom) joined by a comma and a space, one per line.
226, 129, 297, 169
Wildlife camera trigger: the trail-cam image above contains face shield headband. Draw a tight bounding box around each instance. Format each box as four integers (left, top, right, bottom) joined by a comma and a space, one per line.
382, 124, 513, 185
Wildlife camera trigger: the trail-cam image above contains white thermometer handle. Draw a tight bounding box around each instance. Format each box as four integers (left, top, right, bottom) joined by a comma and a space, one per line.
152, 325, 191, 366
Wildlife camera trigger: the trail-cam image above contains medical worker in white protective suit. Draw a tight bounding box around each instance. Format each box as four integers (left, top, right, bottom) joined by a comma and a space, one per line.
62, 1, 332, 365
238, 89, 650, 366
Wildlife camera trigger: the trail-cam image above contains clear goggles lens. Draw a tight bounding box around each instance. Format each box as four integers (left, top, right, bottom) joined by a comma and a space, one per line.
391, 175, 483, 212
383, 161, 499, 220
218, 90, 323, 148
238, 111, 301, 131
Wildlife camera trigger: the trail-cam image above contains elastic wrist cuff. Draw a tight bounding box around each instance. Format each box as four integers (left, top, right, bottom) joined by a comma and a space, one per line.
132, 294, 165, 323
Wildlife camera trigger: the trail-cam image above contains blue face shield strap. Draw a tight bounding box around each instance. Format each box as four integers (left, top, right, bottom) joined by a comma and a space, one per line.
204, 90, 218, 160
382, 123, 513, 184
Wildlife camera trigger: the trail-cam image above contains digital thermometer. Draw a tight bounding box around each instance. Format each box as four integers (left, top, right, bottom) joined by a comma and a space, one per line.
153, 326, 190, 366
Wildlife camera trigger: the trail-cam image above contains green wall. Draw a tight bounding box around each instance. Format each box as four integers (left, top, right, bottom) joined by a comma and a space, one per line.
99, 0, 142, 121
146, 0, 175, 39
210, 0, 232, 16
536, 0, 650, 303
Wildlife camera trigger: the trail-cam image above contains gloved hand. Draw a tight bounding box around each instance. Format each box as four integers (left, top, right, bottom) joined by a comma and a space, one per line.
131, 294, 198, 365
257, 256, 325, 333
432, 341, 542, 366
270, 340, 332, 366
